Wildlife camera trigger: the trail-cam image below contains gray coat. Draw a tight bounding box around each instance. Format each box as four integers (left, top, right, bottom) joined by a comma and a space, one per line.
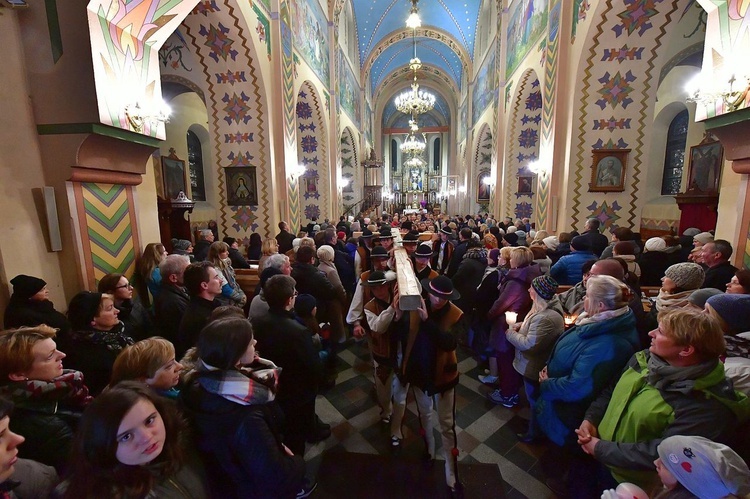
506, 300, 565, 379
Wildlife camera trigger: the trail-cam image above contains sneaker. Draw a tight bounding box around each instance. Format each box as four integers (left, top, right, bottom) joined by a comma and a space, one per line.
487, 390, 519, 408
390, 435, 402, 453
478, 374, 499, 385
296, 481, 318, 498
380, 415, 391, 424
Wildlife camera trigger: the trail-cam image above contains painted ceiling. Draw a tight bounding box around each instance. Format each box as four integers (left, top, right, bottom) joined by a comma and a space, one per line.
353, 0, 484, 90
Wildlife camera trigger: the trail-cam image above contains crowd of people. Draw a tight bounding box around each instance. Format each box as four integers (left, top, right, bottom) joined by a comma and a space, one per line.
1, 211, 749, 498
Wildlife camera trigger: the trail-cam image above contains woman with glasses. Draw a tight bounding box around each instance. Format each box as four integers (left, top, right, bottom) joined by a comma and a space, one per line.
98, 273, 153, 341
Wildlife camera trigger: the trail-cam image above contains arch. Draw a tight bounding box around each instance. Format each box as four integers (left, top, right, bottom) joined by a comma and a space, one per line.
187, 127, 207, 201
472, 123, 493, 213
340, 126, 359, 209
504, 69, 542, 222
295, 81, 330, 223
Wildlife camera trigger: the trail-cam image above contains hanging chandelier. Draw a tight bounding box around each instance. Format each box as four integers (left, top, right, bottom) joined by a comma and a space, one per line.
394, 0, 434, 116
400, 133, 426, 156
404, 155, 425, 169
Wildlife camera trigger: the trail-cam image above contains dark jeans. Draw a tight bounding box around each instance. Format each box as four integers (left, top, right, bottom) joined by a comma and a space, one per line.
567, 450, 618, 499
522, 376, 540, 435
280, 398, 316, 456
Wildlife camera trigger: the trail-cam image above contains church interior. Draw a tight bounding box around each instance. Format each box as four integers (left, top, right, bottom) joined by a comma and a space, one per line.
1, 0, 750, 494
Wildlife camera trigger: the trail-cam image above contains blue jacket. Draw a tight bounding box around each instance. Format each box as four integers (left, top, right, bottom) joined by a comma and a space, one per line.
536, 310, 639, 446
549, 250, 597, 285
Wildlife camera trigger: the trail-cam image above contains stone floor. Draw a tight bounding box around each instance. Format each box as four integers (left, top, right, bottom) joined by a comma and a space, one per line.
303, 340, 556, 498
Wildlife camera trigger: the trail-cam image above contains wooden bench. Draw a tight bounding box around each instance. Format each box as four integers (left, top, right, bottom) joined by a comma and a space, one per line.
235, 267, 260, 297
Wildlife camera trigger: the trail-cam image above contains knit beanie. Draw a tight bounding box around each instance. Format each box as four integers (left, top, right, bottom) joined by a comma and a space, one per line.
337, 231, 346, 240
294, 293, 317, 317
706, 294, 750, 333
259, 267, 283, 289
682, 227, 701, 237
503, 233, 518, 246
532, 275, 559, 301
171, 239, 191, 251
687, 288, 723, 309
644, 237, 667, 252
317, 245, 334, 263
67, 291, 103, 330
10, 274, 47, 300
571, 235, 591, 252
516, 230, 526, 241
506, 226, 517, 233
664, 263, 705, 291
657, 435, 750, 498
693, 232, 714, 245
542, 236, 559, 251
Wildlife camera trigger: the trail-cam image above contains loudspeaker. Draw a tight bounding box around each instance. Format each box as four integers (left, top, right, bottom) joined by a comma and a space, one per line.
43, 186, 62, 251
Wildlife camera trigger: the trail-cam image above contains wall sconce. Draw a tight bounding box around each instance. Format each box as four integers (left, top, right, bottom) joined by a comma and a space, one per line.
685, 65, 750, 113
527, 160, 549, 176
124, 100, 171, 134
288, 163, 306, 182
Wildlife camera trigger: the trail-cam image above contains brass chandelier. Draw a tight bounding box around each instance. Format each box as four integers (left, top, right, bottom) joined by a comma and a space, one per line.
394, 0, 434, 116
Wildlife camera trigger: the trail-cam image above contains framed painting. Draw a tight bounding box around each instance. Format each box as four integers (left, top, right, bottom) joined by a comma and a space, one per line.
477, 172, 491, 202
161, 150, 187, 200
518, 175, 533, 194
589, 149, 630, 192
225, 167, 258, 206
686, 136, 723, 193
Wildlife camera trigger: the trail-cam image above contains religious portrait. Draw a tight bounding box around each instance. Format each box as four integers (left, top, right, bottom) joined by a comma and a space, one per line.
589, 149, 629, 192
517, 175, 533, 194
477, 172, 491, 202
225, 167, 258, 206
161, 154, 187, 200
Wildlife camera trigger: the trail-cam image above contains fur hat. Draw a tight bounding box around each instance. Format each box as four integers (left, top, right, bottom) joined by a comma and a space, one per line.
657, 435, 750, 498
542, 236, 559, 251
693, 232, 714, 245
294, 293, 317, 317
644, 237, 667, 252
664, 263, 705, 291
706, 294, 750, 333
532, 275, 558, 301
10, 274, 47, 300
171, 239, 192, 251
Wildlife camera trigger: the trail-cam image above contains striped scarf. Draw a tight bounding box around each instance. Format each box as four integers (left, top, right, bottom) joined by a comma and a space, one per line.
196, 358, 280, 406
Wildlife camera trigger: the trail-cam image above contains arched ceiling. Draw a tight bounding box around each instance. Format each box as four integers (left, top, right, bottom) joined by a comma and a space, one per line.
370, 37, 464, 90
382, 85, 451, 126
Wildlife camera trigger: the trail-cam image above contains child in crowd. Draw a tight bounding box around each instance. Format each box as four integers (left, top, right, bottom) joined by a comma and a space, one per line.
110, 337, 184, 399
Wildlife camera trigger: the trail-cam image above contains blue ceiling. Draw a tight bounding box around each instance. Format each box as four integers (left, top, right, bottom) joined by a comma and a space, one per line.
353, 0, 483, 80
369, 38, 463, 90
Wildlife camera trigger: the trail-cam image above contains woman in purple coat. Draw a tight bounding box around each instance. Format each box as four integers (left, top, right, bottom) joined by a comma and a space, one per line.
484, 247, 541, 408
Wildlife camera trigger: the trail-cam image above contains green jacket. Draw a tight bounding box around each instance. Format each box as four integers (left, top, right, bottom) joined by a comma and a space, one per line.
586, 350, 750, 489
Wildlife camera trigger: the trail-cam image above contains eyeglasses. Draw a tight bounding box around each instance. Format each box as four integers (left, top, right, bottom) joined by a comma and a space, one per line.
115, 283, 133, 289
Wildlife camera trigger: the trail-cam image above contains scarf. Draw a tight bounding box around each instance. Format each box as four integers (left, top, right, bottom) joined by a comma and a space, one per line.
574, 305, 630, 327
655, 289, 694, 312
646, 353, 718, 393
0, 370, 92, 411
197, 358, 281, 406
70, 322, 132, 352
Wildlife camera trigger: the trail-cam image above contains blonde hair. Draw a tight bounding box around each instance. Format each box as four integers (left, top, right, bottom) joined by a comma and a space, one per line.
299, 237, 316, 250
0, 325, 57, 380
509, 247, 534, 268
585, 275, 629, 311
499, 246, 513, 263
208, 241, 231, 271
110, 337, 175, 385
261, 238, 278, 257
658, 308, 726, 362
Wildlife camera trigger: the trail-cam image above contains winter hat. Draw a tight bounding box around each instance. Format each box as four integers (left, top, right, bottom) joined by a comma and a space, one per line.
259, 267, 283, 289
664, 263, 705, 291
172, 239, 191, 251
67, 291, 104, 330
682, 227, 701, 237
317, 245, 334, 263
10, 274, 47, 300
693, 232, 714, 245
516, 230, 526, 241
571, 235, 591, 252
532, 275, 559, 301
644, 237, 667, 252
657, 435, 750, 498
337, 231, 346, 241
503, 233, 518, 246
292, 238, 302, 250
529, 230, 537, 239
706, 294, 750, 333
542, 236, 559, 251
687, 288, 723, 309
488, 248, 501, 264
312, 224, 321, 232
506, 226, 517, 234
294, 293, 317, 317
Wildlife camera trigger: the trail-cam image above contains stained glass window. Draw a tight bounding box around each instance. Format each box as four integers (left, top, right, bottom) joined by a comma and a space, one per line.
661, 109, 689, 195
187, 130, 206, 201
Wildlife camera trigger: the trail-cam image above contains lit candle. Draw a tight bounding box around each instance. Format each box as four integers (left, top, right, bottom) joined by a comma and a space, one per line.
505, 311, 518, 326
564, 315, 577, 327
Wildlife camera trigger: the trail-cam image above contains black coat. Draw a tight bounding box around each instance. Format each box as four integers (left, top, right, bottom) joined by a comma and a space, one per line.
276, 230, 295, 255
3, 296, 70, 334
180, 377, 305, 499
193, 240, 211, 262
579, 230, 609, 257
176, 297, 220, 358
703, 261, 738, 290
154, 283, 190, 344
638, 251, 678, 286
250, 308, 322, 408
115, 298, 153, 341
445, 239, 469, 278
451, 250, 487, 316
290, 262, 337, 317
229, 247, 250, 269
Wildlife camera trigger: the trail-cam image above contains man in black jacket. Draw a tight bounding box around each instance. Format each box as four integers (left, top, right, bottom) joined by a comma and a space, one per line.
176, 262, 222, 358
251, 274, 327, 455
192, 229, 214, 262
578, 218, 609, 257
291, 245, 337, 322
701, 239, 737, 290
275, 220, 295, 255
444, 227, 473, 278
154, 254, 191, 344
